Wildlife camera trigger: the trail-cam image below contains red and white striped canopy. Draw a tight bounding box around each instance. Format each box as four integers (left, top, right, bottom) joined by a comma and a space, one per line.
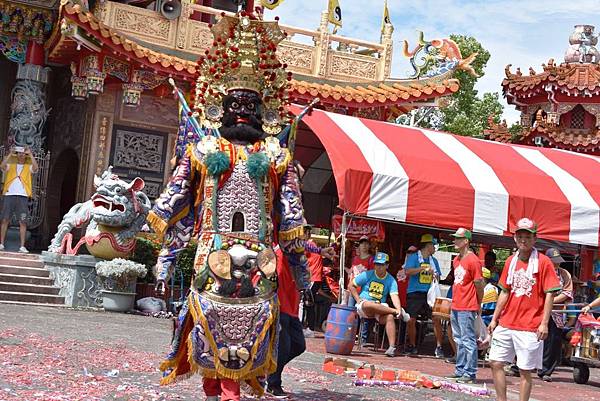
295, 107, 600, 247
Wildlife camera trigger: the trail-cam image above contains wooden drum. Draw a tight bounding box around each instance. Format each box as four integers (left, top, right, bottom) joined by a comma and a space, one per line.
432, 297, 452, 320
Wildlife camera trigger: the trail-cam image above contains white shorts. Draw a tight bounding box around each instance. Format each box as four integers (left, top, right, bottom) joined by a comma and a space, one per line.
488, 325, 543, 371
356, 300, 388, 320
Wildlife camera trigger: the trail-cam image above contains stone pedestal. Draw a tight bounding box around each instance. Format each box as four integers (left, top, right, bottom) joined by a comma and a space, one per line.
41, 251, 103, 308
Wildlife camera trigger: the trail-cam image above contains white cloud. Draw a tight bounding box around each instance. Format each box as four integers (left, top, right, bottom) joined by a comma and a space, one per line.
266, 0, 600, 124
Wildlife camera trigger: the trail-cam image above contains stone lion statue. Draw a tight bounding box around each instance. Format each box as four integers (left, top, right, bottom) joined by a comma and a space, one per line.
48, 166, 151, 259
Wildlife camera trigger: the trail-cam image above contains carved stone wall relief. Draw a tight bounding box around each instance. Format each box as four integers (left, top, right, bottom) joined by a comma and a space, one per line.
277, 42, 314, 73
186, 22, 213, 53
329, 53, 377, 81
112, 6, 175, 45
109, 125, 168, 200
112, 128, 164, 173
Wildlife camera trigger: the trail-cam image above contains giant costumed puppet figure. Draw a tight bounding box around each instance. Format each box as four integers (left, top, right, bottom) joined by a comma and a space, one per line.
147, 11, 317, 401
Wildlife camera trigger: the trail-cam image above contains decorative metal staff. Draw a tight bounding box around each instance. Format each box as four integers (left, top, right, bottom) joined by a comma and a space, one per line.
278, 98, 320, 156
168, 78, 205, 138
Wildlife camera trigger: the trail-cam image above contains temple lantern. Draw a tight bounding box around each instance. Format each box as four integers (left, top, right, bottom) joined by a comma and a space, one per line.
85, 70, 105, 95
71, 76, 88, 100
122, 83, 144, 107
81, 55, 105, 95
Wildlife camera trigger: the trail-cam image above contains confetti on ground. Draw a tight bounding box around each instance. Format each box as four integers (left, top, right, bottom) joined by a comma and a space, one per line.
0, 304, 505, 401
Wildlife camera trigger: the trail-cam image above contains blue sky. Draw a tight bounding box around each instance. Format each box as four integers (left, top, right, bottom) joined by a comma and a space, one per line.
266, 0, 600, 123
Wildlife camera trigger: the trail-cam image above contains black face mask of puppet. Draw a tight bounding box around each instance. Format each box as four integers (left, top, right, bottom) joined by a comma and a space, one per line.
220, 90, 265, 144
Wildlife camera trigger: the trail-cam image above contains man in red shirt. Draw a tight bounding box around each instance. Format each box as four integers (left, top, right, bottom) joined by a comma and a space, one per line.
303, 225, 324, 334
488, 218, 561, 401
447, 228, 484, 384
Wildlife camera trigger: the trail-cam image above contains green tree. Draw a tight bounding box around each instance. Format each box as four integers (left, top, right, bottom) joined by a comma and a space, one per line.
398, 35, 506, 137
440, 34, 504, 137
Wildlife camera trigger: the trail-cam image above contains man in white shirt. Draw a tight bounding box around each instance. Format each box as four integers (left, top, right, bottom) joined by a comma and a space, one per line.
0, 146, 38, 253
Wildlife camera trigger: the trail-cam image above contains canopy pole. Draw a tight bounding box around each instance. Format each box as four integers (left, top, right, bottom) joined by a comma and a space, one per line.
338, 211, 349, 304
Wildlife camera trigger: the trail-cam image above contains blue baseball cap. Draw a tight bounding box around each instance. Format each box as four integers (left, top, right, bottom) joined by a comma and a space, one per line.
374, 252, 389, 265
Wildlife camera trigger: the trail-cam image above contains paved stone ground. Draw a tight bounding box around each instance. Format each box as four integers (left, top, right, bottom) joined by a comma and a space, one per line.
0, 304, 596, 401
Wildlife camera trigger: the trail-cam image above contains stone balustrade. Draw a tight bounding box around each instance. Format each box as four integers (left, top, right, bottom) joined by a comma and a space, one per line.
94, 1, 394, 82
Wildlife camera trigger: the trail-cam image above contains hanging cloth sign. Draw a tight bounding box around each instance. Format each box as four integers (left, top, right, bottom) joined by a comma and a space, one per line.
331, 215, 385, 241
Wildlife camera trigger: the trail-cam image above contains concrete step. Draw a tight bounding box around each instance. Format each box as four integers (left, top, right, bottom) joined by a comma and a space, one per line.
0, 253, 43, 268
0, 290, 64, 304
0, 264, 50, 277
0, 299, 66, 308
0, 281, 60, 295
0, 273, 53, 286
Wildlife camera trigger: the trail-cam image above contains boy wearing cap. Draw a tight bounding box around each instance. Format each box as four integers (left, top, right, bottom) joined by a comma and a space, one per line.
403, 233, 442, 355
481, 267, 499, 326
447, 228, 484, 384
488, 218, 561, 401
0, 146, 38, 253
538, 248, 573, 382
350, 252, 407, 357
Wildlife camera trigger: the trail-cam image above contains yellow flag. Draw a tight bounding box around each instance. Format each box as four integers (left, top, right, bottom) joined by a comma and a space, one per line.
381, 0, 391, 34
328, 0, 342, 32
261, 0, 285, 10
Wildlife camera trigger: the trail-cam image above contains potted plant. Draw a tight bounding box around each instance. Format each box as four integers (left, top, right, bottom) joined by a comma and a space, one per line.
95, 258, 147, 312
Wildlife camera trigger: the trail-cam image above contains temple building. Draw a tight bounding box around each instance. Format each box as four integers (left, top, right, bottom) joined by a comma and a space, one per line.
486, 24, 600, 154
0, 0, 466, 247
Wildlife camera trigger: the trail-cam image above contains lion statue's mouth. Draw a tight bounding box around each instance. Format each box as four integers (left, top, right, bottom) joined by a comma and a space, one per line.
92, 194, 126, 212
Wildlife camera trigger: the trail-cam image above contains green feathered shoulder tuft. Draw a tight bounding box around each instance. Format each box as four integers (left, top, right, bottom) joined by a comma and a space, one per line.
247, 151, 270, 179
204, 151, 230, 177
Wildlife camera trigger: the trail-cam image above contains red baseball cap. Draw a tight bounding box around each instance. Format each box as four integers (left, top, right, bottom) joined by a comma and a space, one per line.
513, 217, 537, 234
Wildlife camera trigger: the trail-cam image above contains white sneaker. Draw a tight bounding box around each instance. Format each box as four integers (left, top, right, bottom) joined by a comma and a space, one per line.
384, 346, 396, 357
18, 246, 29, 253
0, 244, 4, 251
303, 328, 314, 338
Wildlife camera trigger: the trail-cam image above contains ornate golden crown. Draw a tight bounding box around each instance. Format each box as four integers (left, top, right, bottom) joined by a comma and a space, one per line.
193, 13, 292, 134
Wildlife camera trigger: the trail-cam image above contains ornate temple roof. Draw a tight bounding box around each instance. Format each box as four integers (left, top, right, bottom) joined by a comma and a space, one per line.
503, 61, 600, 98
46, 2, 198, 77
46, 1, 463, 117
290, 76, 459, 110
485, 121, 600, 150
487, 25, 600, 154
485, 110, 600, 153
503, 25, 600, 100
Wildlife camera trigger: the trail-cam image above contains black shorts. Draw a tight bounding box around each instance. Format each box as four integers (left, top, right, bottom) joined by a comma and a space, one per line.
1, 195, 29, 222
405, 291, 431, 319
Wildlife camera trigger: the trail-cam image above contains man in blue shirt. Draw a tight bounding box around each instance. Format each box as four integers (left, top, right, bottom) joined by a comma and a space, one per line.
349, 252, 408, 357
403, 234, 442, 355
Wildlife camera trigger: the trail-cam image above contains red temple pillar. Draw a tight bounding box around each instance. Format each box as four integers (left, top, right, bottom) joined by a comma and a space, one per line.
25, 41, 44, 66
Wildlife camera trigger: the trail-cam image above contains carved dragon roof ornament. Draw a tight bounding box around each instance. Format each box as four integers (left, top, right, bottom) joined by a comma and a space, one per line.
192, 12, 292, 135
402, 31, 478, 79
